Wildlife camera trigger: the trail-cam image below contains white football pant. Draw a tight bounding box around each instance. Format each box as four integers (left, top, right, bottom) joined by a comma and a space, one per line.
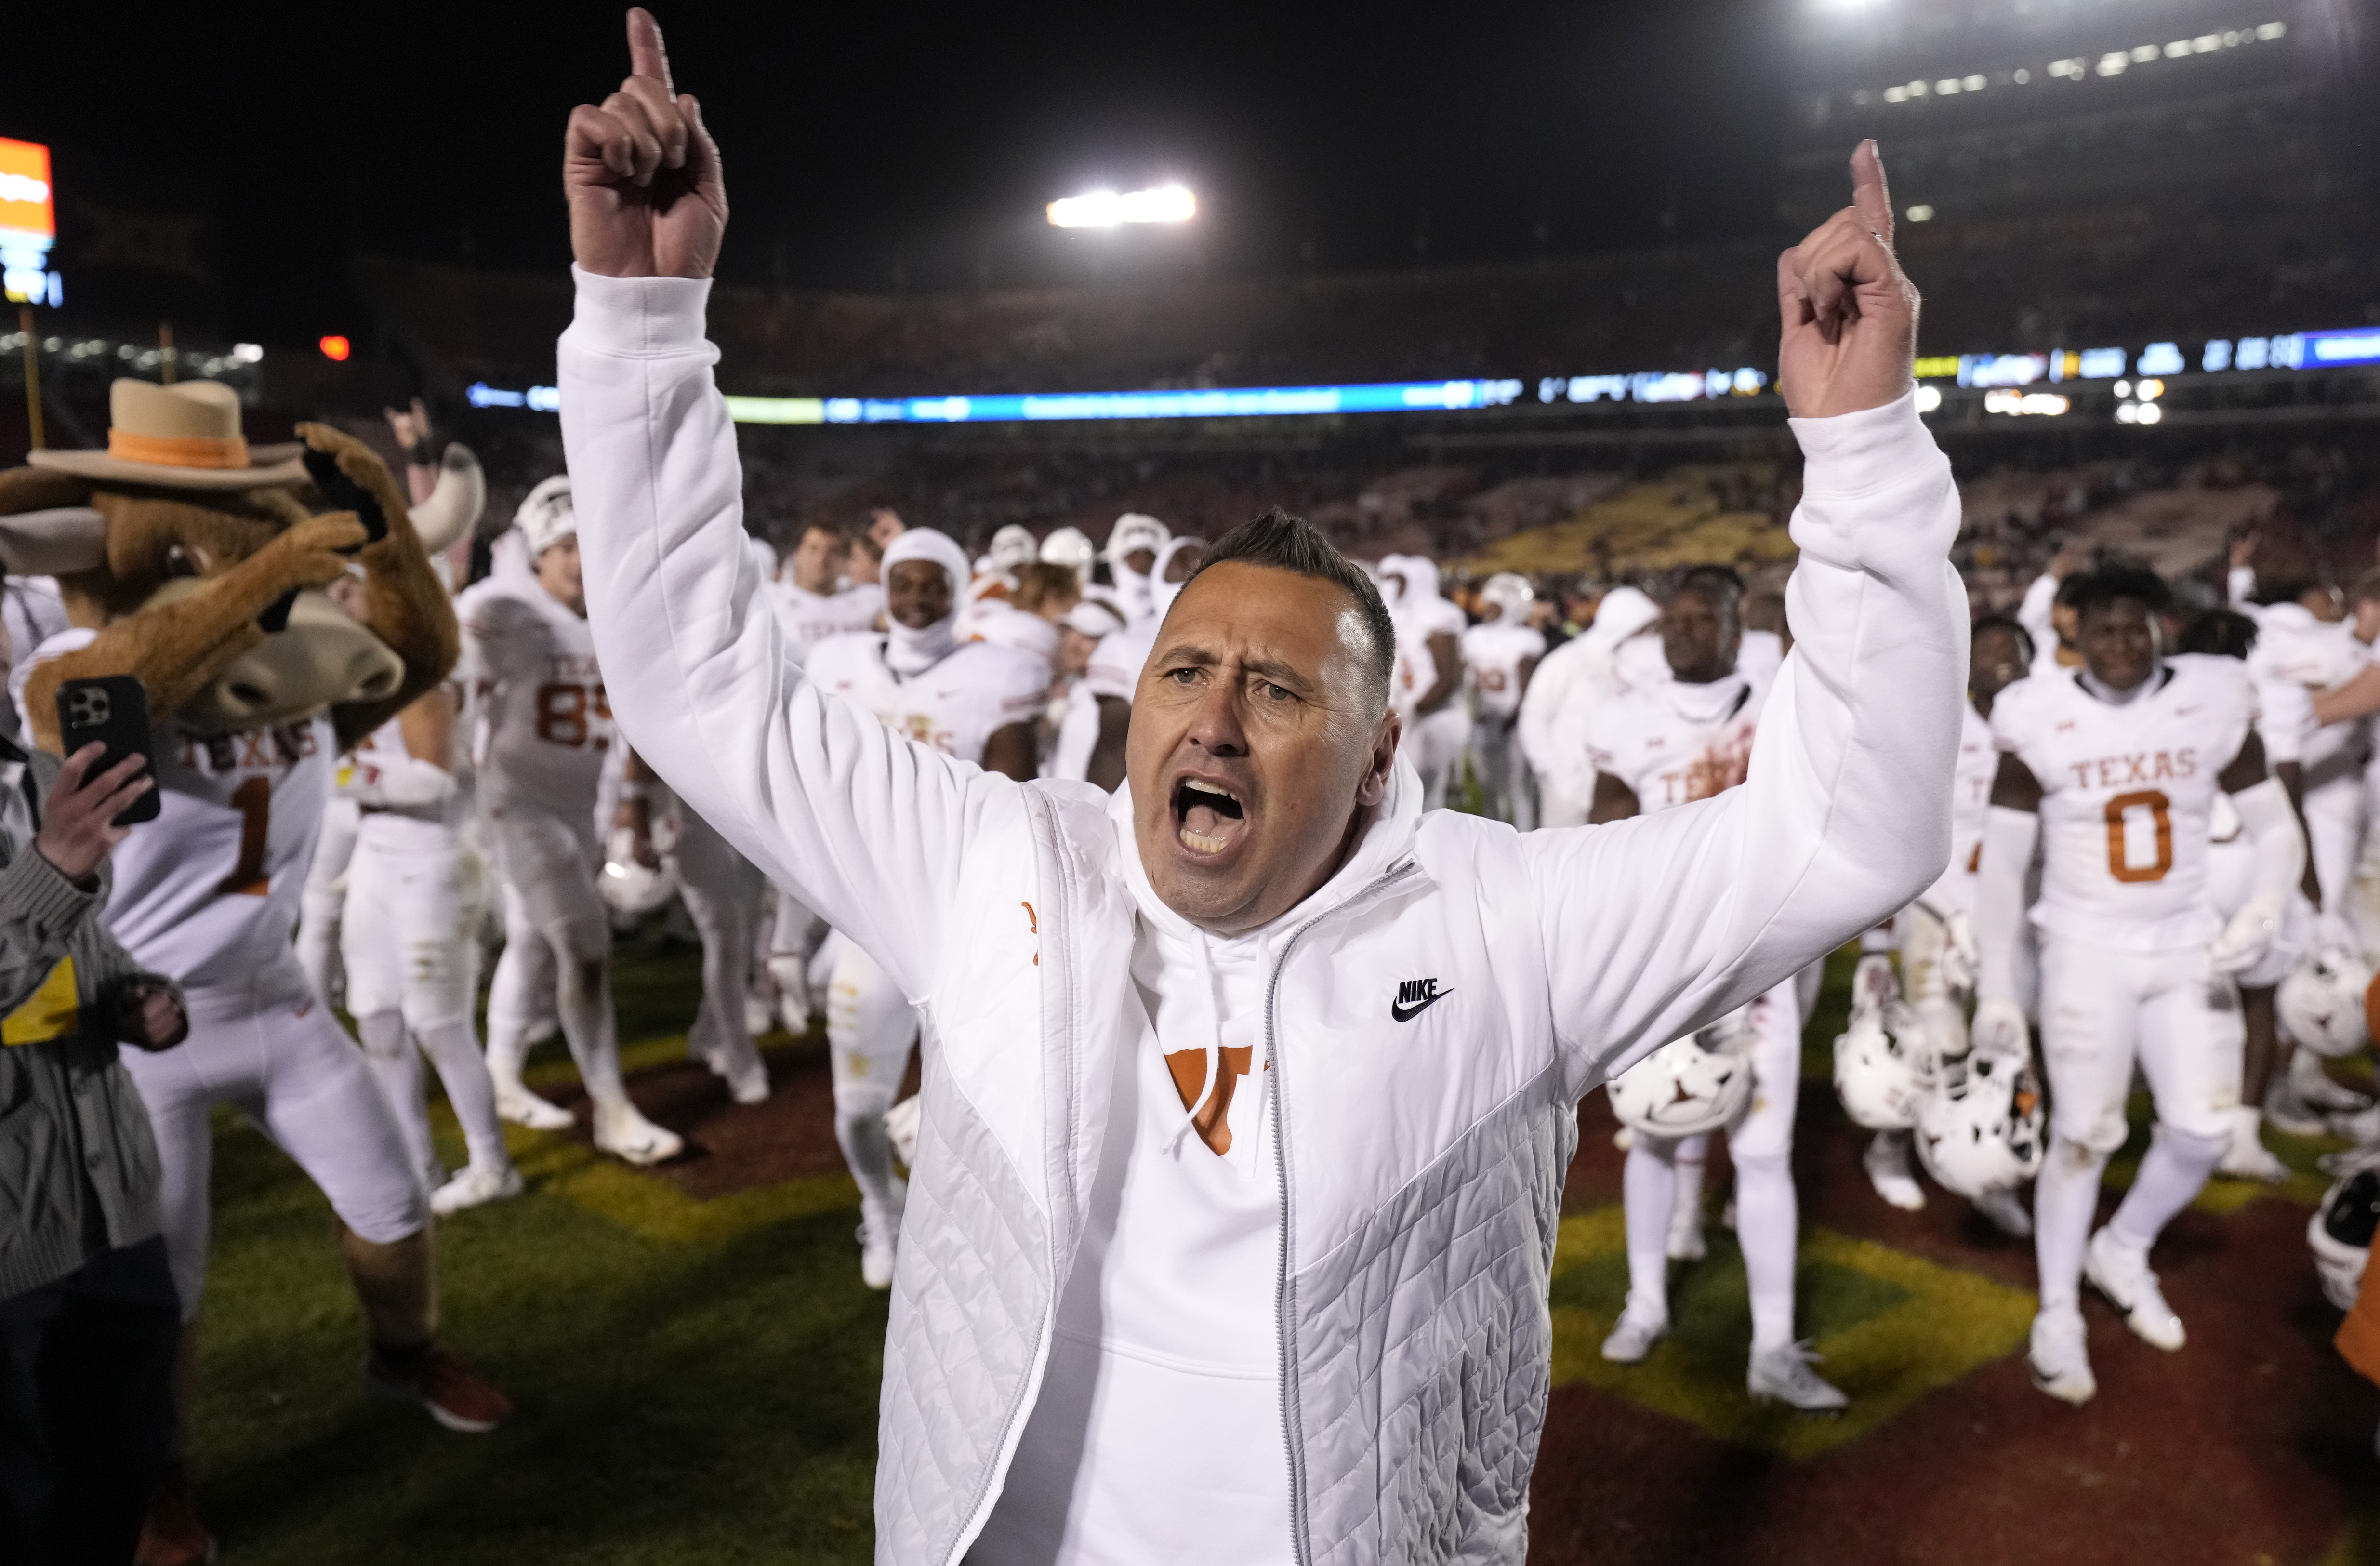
671, 807, 767, 1083
825, 932, 920, 1226
1622, 972, 1805, 1352
1404, 706, 1472, 811
483, 809, 634, 1116
342, 833, 512, 1179
122, 981, 430, 1321
1467, 715, 1534, 830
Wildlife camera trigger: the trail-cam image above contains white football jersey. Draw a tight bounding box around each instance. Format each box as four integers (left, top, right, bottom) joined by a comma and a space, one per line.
806, 633, 1050, 766
1461, 622, 1545, 719
1084, 623, 1156, 705
967, 600, 1061, 666
2248, 606, 2368, 786
457, 578, 609, 822
1991, 655, 2256, 951
770, 580, 884, 666
343, 709, 462, 851
1583, 670, 1762, 815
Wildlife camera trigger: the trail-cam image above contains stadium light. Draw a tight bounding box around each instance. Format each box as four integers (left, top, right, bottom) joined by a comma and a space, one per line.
318, 334, 351, 362
1046, 186, 1196, 229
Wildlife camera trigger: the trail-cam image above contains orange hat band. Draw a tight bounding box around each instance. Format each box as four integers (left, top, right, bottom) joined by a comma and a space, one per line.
107, 428, 251, 470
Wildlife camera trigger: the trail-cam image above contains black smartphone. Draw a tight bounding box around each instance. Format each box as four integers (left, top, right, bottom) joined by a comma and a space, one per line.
53, 676, 161, 825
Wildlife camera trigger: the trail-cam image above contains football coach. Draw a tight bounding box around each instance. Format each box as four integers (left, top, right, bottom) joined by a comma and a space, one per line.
555, 12, 1964, 1562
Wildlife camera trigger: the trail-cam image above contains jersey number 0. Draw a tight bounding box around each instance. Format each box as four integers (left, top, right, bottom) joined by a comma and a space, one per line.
2104, 789, 2173, 883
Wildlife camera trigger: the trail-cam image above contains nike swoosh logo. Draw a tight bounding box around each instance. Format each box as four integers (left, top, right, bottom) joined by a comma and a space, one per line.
1391, 989, 1453, 1022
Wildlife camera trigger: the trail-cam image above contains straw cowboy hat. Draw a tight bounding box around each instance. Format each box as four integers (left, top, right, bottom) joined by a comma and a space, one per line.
29, 378, 306, 490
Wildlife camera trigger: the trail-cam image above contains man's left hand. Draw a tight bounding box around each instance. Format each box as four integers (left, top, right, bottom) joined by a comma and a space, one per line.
114, 980, 188, 1051
1776, 140, 1919, 420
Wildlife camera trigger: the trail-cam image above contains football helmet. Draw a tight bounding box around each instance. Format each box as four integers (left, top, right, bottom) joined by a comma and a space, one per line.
1915, 1050, 2043, 1198
1606, 1011, 1754, 1139
2279, 946, 2374, 1059
1039, 526, 1096, 579
514, 474, 575, 557
1104, 512, 1169, 564
1834, 999, 1939, 1132
2310, 1168, 2380, 1311
1480, 572, 1534, 624
987, 524, 1037, 572
598, 827, 678, 916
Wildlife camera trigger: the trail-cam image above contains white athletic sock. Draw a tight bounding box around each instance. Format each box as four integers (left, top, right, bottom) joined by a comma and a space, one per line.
356, 1010, 436, 1181
1668, 1136, 1708, 1251
2033, 1135, 2109, 1313
837, 1108, 904, 1221
1621, 1140, 1677, 1322
552, 946, 629, 1113
483, 938, 540, 1085
416, 1019, 512, 1174
2108, 1123, 2225, 1256
1733, 1149, 1798, 1353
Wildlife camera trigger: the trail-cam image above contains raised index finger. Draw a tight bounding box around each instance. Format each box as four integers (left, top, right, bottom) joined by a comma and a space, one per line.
1849, 139, 1893, 247
627, 7, 674, 93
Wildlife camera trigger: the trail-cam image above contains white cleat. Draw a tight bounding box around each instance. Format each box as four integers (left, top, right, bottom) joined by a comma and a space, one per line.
1747, 1341, 1849, 1412
777, 992, 813, 1038
2085, 1227, 2185, 1351
744, 994, 776, 1038
1864, 1133, 1927, 1212
1600, 1299, 1669, 1364
2028, 1307, 2097, 1405
431, 1161, 526, 1217
2264, 1081, 2330, 1140
1971, 1186, 2034, 1238
2218, 1128, 2292, 1185
593, 1103, 684, 1167
859, 1193, 906, 1291
492, 1079, 575, 1131
703, 1040, 771, 1105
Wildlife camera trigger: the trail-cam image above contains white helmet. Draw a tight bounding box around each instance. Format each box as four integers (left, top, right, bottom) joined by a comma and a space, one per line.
1833, 1000, 1939, 1132
1606, 1012, 1754, 1139
598, 827, 678, 916
1105, 512, 1169, 564
988, 525, 1038, 572
514, 474, 575, 557
2310, 1168, 2380, 1311
1914, 1051, 2043, 1198
1040, 526, 1096, 578
2279, 946, 2374, 1059
1480, 572, 1534, 624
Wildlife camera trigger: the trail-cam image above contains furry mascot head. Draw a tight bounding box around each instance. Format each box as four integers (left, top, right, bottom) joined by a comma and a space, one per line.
0, 378, 477, 753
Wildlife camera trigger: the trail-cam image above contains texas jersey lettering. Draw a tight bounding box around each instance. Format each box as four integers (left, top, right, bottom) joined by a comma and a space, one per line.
1584, 671, 1763, 813
1990, 654, 2254, 950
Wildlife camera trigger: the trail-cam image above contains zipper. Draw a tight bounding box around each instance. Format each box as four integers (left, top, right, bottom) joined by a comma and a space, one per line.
1270, 857, 1421, 1566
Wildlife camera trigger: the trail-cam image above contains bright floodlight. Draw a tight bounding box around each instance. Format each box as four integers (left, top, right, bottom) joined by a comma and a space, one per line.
1046, 186, 1196, 229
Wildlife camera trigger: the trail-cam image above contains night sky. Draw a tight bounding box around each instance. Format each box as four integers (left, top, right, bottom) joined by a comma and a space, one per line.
2, 0, 1791, 345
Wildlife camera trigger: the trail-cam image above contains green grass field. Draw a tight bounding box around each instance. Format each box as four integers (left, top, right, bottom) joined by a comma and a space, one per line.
194, 933, 884, 1564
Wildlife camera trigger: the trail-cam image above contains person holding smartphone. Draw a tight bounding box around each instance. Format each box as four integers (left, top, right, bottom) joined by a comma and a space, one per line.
0, 716, 192, 1565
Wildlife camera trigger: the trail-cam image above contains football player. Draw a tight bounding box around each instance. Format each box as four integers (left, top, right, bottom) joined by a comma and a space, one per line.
803, 528, 1048, 1286
342, 685, 525, 1213
1382, 555, 1471, 810
1585, 572, 1845, 1411
1515, 585, 1662, 828
769, 520, 883, 661
1074, 538, 1204, 792
458, 477, 682, 1165
1460, 572, 1545, 827
1974, 566, 2304, 1405
1865, 614, 2036, 1234
1104, 512, 1170, 627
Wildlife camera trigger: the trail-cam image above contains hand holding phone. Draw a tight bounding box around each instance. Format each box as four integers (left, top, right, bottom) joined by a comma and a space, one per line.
33, 743, 155, 883
53, 676, 159, 828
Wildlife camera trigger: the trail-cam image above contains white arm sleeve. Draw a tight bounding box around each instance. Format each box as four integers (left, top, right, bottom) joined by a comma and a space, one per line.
1524, 390, 1969, 1083
558, 268, 1012, 998
1973, 805, 2039, 1004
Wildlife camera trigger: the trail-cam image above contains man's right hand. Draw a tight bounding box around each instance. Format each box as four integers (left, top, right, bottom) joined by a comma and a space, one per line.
565, 8, 727, 279
33, 743, 152, 886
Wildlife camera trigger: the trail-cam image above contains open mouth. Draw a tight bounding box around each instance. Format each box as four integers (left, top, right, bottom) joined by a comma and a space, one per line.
1172, 776, 1249, 858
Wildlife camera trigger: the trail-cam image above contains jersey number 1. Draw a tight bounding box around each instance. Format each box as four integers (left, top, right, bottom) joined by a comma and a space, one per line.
217, 778, 271, 897
2104, 789, 2173, 884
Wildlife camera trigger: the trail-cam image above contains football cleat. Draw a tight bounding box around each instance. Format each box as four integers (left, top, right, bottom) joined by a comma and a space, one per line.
1747, 1341, 1848, 1412
1864, 1132, 1927, 1211
2028, 1307, 2096, 1405
1970, 1186, 2034, 1238
1666, 1202, 1707, 1262
2218, 1108, 2291, 1185
593, 1102, 684, 1167
431, 1161, 526, 1217
364, 1344, 512, 1433
492, 1079, 575, 1132
2085, 1227, 2185, 1351
2265, 1077, 2332, 1140
703, 1038, 771, 1105
1600, 1298, 1669, 1364
744, 993, 776, 1038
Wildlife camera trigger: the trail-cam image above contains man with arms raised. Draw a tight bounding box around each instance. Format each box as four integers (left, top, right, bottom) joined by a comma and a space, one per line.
558, 13, 1960, 1558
